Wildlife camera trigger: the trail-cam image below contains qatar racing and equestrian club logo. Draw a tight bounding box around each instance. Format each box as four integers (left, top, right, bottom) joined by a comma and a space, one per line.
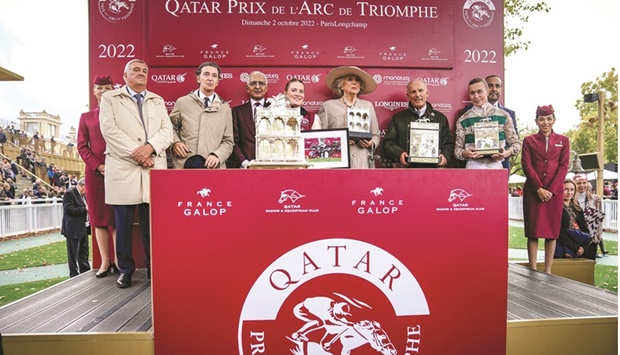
238, 238, 429, 354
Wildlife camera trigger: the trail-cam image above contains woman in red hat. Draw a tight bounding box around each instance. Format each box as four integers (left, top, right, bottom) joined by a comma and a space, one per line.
521, 105, 570, 273
77, 75, 117, 277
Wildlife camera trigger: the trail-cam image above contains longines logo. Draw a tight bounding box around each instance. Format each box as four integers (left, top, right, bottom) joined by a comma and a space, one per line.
266, 189, 318, 214
99, 0, 135, 23
463, 0, 496, 29
435, 188, 485, 212
352, 187, 404, 215
177, 188, 233, 216
374, 101, 408, 112
151, 73, 187, 84
291, 44, 320, 60
200, 43, 229, 60
156, 44, 185, 59
239, 238, 428, 354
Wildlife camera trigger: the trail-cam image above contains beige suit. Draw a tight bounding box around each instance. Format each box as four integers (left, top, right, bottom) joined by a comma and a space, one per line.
169, 91, 233, 169
99, 85, 173, 205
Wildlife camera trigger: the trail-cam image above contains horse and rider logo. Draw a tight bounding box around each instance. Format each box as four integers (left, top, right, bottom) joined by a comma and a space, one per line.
289, 293, 397, 355
370, 187, 384, 197
448, 189, 472, 202
279, 189, 305, 203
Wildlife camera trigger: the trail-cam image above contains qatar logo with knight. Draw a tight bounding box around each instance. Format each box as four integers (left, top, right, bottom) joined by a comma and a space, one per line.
238, 238, 429, 354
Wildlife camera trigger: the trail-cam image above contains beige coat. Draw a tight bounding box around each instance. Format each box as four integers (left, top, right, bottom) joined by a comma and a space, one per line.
169, 91, 234, 169
99, 86, 173, 205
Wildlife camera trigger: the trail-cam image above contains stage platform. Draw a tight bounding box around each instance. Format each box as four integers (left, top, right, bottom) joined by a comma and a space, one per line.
0, 265, 617, 354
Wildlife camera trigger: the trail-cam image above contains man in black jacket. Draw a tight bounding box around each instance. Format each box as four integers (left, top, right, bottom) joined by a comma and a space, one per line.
61, 178, 91, 277
382, 79, 454, 168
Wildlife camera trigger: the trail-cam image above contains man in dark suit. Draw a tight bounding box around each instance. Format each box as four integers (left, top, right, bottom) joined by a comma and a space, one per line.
460, 75, 518, 169
230, 71, 270, 168
61, 178, 91, 278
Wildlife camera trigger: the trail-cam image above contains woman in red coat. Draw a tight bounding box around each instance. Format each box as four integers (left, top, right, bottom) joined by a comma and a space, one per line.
521, 105, 570, 274
77, 75, 117, 277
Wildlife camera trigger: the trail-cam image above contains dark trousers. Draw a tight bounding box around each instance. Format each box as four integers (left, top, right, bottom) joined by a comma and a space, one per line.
66, 233, 90, 277
115, 203, 150, 275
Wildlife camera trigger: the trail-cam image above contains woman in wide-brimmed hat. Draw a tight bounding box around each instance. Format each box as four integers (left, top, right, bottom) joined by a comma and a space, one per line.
316, 66, 379, 168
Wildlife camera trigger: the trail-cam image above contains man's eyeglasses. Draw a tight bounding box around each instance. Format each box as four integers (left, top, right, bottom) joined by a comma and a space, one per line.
248, 81, 267, 87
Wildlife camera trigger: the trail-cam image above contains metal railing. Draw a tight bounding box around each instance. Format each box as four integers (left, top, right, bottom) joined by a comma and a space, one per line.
508, 196, 618, 232
0, 198, 63, 238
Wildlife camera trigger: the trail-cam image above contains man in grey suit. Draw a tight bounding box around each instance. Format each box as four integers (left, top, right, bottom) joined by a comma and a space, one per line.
100, 59, 173, 288
61, 178, 90, 278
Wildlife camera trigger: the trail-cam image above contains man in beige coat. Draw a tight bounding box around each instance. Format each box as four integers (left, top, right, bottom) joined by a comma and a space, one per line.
169, 61, 233, 169
99, 59, 173, 288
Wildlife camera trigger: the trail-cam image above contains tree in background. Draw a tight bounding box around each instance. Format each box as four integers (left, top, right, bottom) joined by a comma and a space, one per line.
565, 68, 618, 164
504, 0, 551, 56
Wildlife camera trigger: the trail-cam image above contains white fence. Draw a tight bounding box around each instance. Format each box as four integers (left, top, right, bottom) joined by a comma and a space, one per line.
0, 199, 63, 238
509, 196, 618, 232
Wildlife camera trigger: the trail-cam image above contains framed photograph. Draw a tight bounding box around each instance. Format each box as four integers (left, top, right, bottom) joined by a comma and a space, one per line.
301, 129, 350, 169
473, 120, 501, 156
407, 121, 440, 164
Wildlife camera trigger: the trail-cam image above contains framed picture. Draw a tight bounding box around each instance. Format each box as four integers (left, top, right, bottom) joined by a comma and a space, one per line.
301, 129, 350, 169
407, 121, 440, 164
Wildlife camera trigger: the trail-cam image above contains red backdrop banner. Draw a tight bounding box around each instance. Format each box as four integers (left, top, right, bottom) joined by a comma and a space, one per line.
151, 169, 508, 354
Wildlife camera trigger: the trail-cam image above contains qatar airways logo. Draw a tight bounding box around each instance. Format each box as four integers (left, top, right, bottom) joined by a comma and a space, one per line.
177, 188, 233, 216
352, 187, 404, 215
463, 0, 496, 29
417, 76, 449, 87
151, 73, 187, 84
285, 74, 322, 84
99, 0, 136, 23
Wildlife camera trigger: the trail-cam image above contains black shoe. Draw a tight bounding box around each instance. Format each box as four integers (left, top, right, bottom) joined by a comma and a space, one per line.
111, 263, 119, 273
95, 263, 113, 278
602, 250, 609, 255
116, 273, 132, 288
147, 268, 151, 279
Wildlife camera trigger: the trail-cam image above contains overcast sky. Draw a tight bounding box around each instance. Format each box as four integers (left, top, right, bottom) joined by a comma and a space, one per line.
0, 0, 617, 138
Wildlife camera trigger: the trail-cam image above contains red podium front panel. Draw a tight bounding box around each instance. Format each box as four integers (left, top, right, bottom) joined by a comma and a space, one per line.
151, 169, 508, 354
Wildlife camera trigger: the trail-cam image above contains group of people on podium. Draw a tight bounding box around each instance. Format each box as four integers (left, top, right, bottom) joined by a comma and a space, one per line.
63, 58, 603, 283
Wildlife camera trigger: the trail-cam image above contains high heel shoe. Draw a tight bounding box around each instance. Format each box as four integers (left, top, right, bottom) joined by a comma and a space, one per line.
111, 263, 119, 273
95, 264, 113, 278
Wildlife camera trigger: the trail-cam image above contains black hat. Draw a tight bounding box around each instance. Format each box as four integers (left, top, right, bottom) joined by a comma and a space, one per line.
184, 155, 207, 169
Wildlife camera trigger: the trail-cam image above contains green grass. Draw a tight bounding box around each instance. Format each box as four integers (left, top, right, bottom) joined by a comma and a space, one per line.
0, 241, 93, 271
0, 277, 68, 307
595, 265, 619, 293
509, 226, 618, 255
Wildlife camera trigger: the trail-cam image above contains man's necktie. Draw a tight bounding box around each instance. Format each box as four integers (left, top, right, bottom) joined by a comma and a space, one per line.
204, 97, 210, 107
134, 93, 148, 140
253, 102, 261, 120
